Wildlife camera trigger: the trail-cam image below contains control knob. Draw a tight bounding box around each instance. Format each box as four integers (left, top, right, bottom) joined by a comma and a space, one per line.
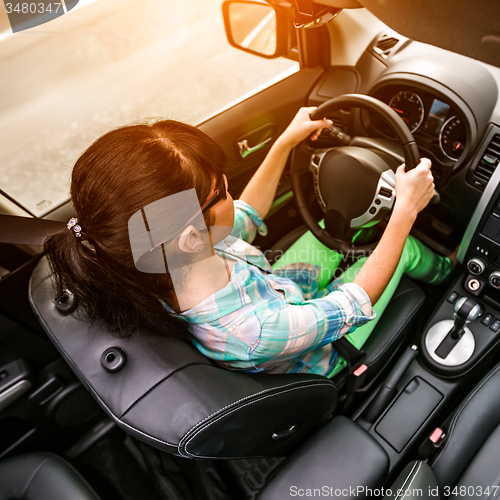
490, 271, 500, 289
467, 257, 485, 276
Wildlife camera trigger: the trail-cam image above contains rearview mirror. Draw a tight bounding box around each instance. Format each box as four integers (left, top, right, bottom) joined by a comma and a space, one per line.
222, 1, 292, 59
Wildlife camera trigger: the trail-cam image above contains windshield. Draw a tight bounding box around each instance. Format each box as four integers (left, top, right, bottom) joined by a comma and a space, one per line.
0, 0, 298, 216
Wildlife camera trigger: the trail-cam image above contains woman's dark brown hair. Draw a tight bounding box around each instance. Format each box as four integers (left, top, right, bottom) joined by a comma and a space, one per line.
44, 120, 227, 339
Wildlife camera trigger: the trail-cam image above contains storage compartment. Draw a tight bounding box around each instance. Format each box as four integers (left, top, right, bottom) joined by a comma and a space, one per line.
375, 377, 443, 452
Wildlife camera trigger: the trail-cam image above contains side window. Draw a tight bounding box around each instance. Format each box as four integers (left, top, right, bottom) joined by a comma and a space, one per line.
0, 0, 298, 216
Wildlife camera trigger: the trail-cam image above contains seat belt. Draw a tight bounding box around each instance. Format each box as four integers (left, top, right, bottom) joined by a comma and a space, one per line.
334, 337, 367, 410
419, 426, 448, 460
0, 214, 65, 246
334, 337, 366, 367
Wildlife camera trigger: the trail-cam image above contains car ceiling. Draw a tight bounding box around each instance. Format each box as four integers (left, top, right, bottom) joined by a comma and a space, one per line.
314, 0, 500, 69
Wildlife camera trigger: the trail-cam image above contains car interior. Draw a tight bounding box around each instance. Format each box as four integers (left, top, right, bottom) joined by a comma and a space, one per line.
2, 0, 500, 499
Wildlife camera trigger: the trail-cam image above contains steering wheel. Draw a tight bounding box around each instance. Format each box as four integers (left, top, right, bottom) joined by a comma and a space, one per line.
291, 93, 433, 257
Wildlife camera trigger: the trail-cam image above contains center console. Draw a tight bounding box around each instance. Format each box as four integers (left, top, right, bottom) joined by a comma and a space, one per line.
419, 129, 500, 377
349, 136, 500, 473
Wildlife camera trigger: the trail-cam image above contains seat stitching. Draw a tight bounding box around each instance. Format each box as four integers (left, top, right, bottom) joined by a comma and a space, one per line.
181, 383, 336, 457
394, 461, 420, 500
123, 371, 332, 421
180, 382, 337, 458
398, 461, 423, 500
366, 295, 424, 366
432, 363, 500, 466
183, 379, 335, 432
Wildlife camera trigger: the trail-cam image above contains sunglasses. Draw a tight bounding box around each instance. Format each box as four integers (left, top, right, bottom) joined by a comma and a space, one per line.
198, 174, 228, 215
149, 175, 228, 252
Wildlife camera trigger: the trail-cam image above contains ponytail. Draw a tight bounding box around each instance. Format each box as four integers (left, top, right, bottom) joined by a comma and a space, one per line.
44, 118, 227, 340
44, 228, 191, 339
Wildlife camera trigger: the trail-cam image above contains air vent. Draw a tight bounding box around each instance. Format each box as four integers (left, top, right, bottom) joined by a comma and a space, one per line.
373, 35, 400, 58
469, 134, 500, 191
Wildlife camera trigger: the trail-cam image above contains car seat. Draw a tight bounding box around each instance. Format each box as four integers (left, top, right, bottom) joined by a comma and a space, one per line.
0, 452, 100, 500
28, 250, 424, 459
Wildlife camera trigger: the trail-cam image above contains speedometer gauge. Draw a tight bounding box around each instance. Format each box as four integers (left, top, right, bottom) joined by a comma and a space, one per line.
439, 116, 466, 161
389, 90, 424, 133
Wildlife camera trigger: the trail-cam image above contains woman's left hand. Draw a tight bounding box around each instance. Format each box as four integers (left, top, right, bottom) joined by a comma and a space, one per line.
278, 106, 333, 149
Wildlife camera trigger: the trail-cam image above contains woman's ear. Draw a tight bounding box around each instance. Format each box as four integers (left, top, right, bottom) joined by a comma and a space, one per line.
177, 225, 205, 254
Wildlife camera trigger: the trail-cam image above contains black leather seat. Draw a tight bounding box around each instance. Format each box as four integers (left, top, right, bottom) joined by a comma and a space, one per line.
259, 415, 391, 499
385, 362, 500, 499
0, 452, 100, 500
28, 250, 424, 459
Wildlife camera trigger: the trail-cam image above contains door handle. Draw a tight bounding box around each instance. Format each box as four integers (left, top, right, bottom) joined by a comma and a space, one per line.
237, 137, 272, 158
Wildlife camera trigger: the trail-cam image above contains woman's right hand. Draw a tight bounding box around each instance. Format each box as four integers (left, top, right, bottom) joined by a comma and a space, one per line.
276, 107, 333, 150
393, 158, 435, 220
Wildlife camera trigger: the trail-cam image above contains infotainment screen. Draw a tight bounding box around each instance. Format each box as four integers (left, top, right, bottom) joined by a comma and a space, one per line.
424, 99, 450, 134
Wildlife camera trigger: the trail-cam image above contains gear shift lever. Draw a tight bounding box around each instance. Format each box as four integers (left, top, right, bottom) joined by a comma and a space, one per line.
434, 297, 483, 359
451, 298, 483, 338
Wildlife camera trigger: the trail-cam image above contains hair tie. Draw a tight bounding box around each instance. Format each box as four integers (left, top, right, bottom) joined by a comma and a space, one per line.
67, 217, 82, 238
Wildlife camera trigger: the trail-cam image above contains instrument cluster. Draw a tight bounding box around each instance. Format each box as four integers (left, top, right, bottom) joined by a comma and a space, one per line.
366, 85, 468, 165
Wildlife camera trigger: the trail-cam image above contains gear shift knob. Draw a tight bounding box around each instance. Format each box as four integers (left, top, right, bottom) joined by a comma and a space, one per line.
452, 297, 483, 340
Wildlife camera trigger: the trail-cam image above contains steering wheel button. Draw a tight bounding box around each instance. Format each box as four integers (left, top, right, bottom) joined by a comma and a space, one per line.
375, 199, 381, 205
369, 207, 376, 214
312, 155, 320, 165
378, 187, 393, 198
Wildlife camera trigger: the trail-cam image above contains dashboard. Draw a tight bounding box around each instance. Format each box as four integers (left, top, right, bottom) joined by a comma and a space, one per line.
307, 30, 500, 250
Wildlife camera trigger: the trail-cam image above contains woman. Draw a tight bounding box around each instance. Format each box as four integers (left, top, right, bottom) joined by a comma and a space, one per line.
45, 107, 452, 378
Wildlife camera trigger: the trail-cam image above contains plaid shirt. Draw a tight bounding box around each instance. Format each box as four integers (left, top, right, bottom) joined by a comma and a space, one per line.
162, 200, 375, 376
